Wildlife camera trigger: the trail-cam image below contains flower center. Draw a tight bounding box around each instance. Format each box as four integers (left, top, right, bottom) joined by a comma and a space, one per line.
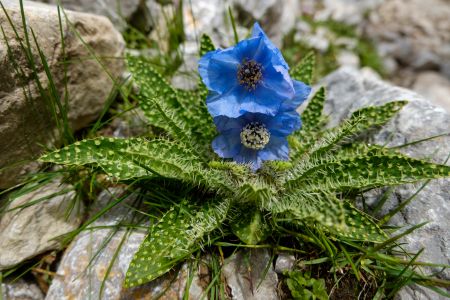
237, 59, 263, 91
240, 122, 270, 150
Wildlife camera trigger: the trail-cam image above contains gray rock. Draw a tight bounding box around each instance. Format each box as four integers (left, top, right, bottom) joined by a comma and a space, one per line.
0, 0, 125, 188
320, 67, 450, 296
0, 180, 84, 270
302, 0, 384, 26
336, 50, 360, 68
1, 279, 44, 300
222, 249, 278, 300
395, 285, 447, 300
366, 0, 450, 75
412, 71, 450, 113
274, 253, 296, 274
37, 0, 139, 31
45, 188, 206, 300
45, 188, 144, 300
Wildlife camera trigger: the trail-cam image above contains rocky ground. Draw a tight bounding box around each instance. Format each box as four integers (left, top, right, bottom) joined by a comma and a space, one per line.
1, 0, 449, 299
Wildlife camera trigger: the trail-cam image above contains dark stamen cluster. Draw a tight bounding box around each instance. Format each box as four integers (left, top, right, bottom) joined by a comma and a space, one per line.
237, 59, 263, 91
240, 122, 270, 150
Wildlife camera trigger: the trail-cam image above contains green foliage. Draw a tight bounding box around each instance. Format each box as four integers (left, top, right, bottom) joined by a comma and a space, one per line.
287, 148, 450, 193
40, 138, 194, 180
127, 54, 215, 146
331, 201, 387, 242
230, 209, 271, 245
126, 55, 185, 134
39, 137, 226, 191
345, 101, 408, 138
269, 192, 345, 230
284, 270, 329, 300
125, 198, 230, 287
301, 87, 327, 132
38, 48, 450, 297
290, 51, 315, 85
199, 34, 215, 57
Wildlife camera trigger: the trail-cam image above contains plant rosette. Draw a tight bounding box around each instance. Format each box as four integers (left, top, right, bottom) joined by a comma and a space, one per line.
40, 23, 450, 296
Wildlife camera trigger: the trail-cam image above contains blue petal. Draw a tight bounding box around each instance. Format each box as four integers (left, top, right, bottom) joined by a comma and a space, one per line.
251, 22, 289, 70
258, 136, 289, 161
281, 80, 312, 111
256, 64, 295, 102
207, 88, 283, 118
198, 48, 240, 94
206, 88, 245, 118
233, 147, 262, 171
267, 110, 302, 137
212, 130, 242, 158
213, 114, 246, 132
234, 36, 266, 62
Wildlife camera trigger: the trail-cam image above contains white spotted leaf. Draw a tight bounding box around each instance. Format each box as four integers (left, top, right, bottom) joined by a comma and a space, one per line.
39, 137, 225, 190
125, 199, 230, 287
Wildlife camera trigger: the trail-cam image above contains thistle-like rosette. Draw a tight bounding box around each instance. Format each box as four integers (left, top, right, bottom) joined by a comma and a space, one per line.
199, 23, 310, 118
212, 110, 302, 170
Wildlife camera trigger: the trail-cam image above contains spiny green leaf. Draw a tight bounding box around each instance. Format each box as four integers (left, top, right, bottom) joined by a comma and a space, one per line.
270, 192, 345, 229
125, 199, 230, 287
237, 180, 275, 205
39, 138, 225, 189
292, 101, 407, 161
208, 161, 252, 178
312, 101, 407, 154
199, 34, 215, 57
148, 96, 193, 142
127, 56, 192, 139
290, 51, 315, 85
230, 209, 270, 245
290, 87, 327, 160
327, 202, 387, 243
127, 55, 180, 110
127, 55, 216, 147
176, 89, 216, 143
291, 115, 361, 163
301, 86, 326, 131
344, 100, 408, 139
286, 148, 450, 193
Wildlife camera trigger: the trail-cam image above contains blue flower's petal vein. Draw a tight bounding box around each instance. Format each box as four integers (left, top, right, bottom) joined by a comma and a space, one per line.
267, 110, 302, 137
258, 136, 289, 161
281, 80, 312, 112
198, 49, 240, 94
251, 22, 289, 70
212, 130, 242, 158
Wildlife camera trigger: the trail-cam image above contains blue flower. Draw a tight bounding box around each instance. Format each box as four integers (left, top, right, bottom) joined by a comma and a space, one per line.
212, 109, 302, 170
199, 23, 311, 118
